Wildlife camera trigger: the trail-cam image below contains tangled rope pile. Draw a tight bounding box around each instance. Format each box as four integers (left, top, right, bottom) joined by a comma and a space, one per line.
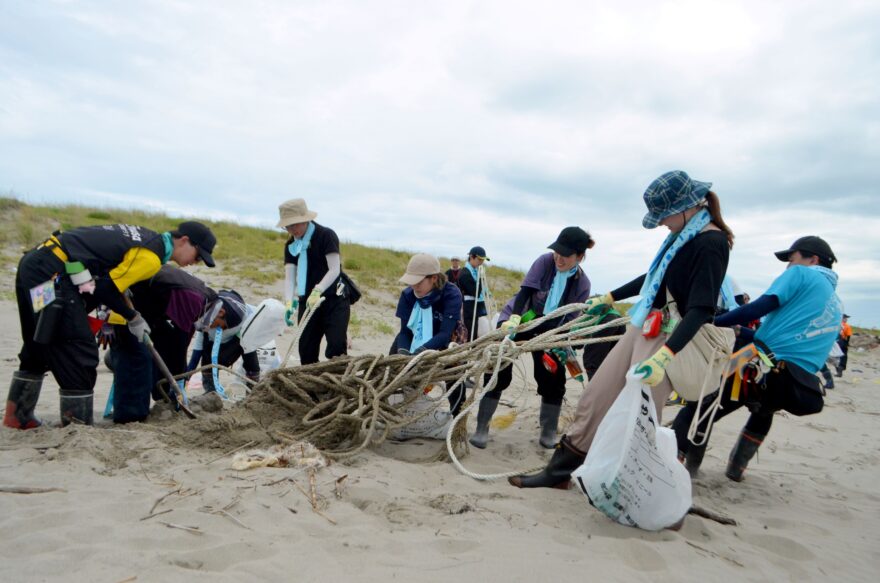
248, 303, 629, 478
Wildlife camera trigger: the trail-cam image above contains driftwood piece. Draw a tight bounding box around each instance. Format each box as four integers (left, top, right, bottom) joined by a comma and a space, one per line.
688, 504, 737, 526
0, 486, 67, 494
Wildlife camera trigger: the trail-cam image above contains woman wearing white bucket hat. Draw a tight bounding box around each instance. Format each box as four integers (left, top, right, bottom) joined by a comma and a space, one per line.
278, 198, 351, 365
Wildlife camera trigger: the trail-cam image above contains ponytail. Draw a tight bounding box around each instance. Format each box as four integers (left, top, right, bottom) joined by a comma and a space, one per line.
705, 191, 734, 248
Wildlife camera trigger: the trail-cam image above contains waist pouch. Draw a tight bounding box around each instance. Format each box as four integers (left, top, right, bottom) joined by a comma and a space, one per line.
781, 360, 823, 397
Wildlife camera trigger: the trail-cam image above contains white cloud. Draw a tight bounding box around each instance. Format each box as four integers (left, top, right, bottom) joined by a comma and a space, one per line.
1, 0, 878, 325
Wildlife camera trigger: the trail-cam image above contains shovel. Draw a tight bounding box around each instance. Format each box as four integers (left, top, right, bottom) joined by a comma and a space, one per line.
144, 333, 197, 419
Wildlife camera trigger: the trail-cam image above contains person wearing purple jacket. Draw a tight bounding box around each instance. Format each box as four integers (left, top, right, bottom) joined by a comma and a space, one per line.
469, 227, 594, 450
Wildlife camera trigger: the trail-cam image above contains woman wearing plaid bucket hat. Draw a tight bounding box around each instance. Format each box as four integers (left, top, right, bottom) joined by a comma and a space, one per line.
278, 199, 351, 365
509, 170, 734, 488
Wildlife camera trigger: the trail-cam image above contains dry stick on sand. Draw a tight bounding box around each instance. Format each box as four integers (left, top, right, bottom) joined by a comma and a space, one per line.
149, 488, 181, 515
292, 477, 337, 525
0, 486, 67, 494
688, 505, 737, 526
0, 443, 62, 451
139, 508, 173, 521
159, 521, 203, 535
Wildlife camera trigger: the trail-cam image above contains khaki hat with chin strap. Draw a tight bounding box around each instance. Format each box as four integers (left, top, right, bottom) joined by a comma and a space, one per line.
277, 198, 318, 228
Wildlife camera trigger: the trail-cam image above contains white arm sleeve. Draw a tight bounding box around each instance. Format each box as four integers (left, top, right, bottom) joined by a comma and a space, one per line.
315, 253, 341, 293
284, 263, 297, 303
192, 332, 204, 351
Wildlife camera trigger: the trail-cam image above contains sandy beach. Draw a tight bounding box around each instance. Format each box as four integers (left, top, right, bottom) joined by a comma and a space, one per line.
2, 298, 879, 582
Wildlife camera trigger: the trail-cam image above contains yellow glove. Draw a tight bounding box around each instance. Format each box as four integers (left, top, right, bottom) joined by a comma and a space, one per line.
500, 314, 521, 337
584, 292, 614, 315
634, 345, 675, 386
306, 288, 322, 309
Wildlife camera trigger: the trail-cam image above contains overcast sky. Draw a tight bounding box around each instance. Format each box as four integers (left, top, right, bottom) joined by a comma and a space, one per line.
2, 0, 878, 326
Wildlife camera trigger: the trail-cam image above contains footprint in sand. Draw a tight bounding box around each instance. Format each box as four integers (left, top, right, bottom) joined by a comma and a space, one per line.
617, 540, 667, 572
748, 534, 815, 561
169, 542, 277, 572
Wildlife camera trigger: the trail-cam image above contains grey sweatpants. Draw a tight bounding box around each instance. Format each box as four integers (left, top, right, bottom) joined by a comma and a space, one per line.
567, 325, 674, 453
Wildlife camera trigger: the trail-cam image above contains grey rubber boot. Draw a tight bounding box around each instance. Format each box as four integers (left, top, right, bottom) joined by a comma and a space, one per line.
538, 402, 562, 449
468, 394, 500, 449
59, 390, 94, 426
3, 371, 43, 430
725, 429, 765, 482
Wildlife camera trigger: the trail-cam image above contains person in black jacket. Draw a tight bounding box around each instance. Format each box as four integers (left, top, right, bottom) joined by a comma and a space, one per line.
4, 221, 215, 429
445, 257, 463, 289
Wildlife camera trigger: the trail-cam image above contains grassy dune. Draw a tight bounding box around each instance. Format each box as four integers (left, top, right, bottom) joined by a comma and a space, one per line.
0, 196, 525, 334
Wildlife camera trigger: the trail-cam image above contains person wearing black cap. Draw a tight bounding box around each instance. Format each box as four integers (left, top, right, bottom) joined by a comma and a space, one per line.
188, 290, 261, 407
469, 227, 594, 450
509, 170, 733, 489
458, 245, 491, 342
3, 221, 216, 429
672, 235, 842, 481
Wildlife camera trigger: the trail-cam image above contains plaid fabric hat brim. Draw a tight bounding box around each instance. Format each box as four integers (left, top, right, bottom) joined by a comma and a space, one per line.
642, 171, 712, 229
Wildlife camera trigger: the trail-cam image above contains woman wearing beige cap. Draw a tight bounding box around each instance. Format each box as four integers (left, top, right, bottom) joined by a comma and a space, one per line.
278, 198, 351, 364
393, 253, 466, 415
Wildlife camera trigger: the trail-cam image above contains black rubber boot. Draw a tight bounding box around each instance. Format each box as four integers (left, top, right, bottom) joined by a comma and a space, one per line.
725, 429, 765, 482
538, 402, 562, 449
508, 435, 586, 489
3, 371, 43, 430
684, 443, 707, 478
59, 391, 94, 426
468, 394, 500, 449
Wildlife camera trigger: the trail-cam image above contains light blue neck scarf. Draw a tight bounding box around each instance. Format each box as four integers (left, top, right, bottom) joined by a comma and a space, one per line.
407, 299, 434, 351
211, 327, 227, 399
287, 222, 315, 298
629, 208, 712, 327
544, 266, 577, 314
465, 263, 484, 301
718, 275, 737, 310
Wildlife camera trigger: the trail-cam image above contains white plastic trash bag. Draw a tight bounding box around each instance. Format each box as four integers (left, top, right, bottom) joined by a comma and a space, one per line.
828, 341, 843, 359
234, 340, 282, 379
388, 384, 452, 441
239, 299, 287, 353
571, 369, 692, 531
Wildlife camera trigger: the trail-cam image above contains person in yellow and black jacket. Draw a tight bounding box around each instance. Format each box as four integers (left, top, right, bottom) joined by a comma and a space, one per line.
3, 221, 216, 428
